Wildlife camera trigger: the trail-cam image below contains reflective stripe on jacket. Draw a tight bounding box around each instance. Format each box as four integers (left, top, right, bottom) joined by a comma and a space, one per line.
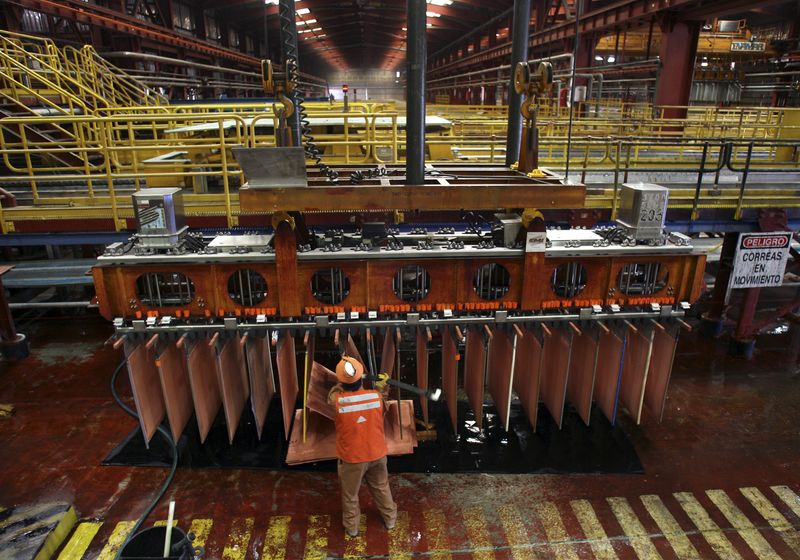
334, 389, 388, 464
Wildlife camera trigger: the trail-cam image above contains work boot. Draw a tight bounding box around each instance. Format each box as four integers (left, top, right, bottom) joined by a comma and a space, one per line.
384, 519, 396, 530
345, 527, 359, 538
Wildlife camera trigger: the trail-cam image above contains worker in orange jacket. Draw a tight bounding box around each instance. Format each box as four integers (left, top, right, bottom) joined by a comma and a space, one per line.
328, 356, 397, 537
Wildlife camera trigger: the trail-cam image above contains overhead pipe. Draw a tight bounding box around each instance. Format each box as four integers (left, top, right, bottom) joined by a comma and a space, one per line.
427, 53, 573, 86
406, 0, 427, 185
428, 7, 514, 61
505, 0, 532, 166
102, 51, 327, 85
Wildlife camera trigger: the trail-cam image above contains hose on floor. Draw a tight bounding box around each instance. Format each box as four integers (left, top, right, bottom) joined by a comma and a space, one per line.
111, 358, 179, 560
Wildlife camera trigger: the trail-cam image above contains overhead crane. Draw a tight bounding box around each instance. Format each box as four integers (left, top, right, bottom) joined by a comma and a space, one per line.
94, 51, 707, 466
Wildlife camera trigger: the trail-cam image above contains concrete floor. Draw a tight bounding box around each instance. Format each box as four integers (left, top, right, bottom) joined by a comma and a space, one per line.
1, 315, 799, 559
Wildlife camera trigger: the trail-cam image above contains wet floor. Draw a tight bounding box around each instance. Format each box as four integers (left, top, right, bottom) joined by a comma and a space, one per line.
1, 315, 799, 559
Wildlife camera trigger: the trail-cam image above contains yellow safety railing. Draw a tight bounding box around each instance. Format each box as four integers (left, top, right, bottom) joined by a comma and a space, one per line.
0, 30, 166, 116
1, 101, 800, 232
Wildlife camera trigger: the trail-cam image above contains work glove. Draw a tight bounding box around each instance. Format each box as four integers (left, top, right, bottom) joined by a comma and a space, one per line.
375, 372, 390, 391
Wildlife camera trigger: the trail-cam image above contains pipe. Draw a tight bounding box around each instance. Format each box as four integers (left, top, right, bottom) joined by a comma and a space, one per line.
9, 301, 93, 309
102, 51, 262, 78
406, 0, 427, 185
505, 0, 531, 166
428, 7, 514, 61
427, 52, 573, 86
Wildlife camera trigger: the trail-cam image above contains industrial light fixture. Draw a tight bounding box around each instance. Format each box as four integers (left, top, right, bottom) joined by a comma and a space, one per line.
594, 55, 603, 61
607, 55, 616, 63
297, 7, 310, 15
301, 19, 317, 24
427, 0, 453, 5
426, 11, 441, 17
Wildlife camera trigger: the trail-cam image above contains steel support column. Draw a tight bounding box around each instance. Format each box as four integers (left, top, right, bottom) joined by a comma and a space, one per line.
700, 231, 738, 336
406, 0, 427, 185
505, 0, 532, 166
730, 287, 761, 359
278, 0, 302, 147
655, 17, 700, 120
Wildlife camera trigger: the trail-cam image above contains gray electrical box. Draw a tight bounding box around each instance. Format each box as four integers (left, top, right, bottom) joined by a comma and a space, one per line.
132, 188, 187, 248
616, 183, 668, 240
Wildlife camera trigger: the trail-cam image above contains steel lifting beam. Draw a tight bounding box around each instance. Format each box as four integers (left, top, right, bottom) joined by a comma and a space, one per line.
239, 183, 585, 212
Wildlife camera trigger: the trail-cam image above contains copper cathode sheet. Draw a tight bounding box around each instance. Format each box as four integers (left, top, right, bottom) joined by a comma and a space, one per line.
513, 327, 543, 432
540, 327, 573, 429
441, 328, 459, 432
216, 336, 248, 444
416, 327, 429, 425
307, 361, 337, 420
276, 332, 299, 439
286, 400, 416, 466
125, 342, 165, 447
566, 330, 600, 426
644, 326, 679, 422
464, 327, 486, 430
155, 342, 193, 442
619, 327, 655, 425
186, 340, 221, 444
245, 336, 275, 440
593, 329, 626, 425
487, 327, 514, 432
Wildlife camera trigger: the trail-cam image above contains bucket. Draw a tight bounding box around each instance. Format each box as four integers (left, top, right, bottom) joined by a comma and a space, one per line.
119, 526, 203, 559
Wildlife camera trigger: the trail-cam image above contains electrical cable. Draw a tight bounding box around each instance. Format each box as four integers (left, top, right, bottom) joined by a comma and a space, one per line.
278, 2, 339, 184
111, 357, 179, 560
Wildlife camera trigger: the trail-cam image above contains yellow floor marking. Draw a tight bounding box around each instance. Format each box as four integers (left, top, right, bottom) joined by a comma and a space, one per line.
303, 514, 330, 560
343, 514, 367, 560
673, 492, 742, 560
221, 517, 255, 560
188, 518, 213, 550
570, 499, 618, 560
388, 510, 411, 560
423, 509, 452, 560
153, 519, 178, 527
771, 486, 800, 519
640, 495, 701, 560
706, 489, 780, 560
463, 506, 495, 560
57, 521, 103, 560
741, 487, 800, 555
96, 520, 135, 560
262, 515, 291, 560
535, 501, 579, 560
606, 497, 662, 560
498, 504, 535, 560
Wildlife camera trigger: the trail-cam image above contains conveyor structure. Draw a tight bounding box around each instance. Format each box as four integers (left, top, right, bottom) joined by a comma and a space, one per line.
94, 158, 706, 465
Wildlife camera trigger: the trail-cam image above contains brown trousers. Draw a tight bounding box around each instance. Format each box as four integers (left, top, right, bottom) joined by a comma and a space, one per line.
337, 456, 397, 533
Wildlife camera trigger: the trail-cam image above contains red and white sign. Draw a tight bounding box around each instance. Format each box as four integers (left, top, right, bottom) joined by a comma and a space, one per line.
731, 232, 791, 289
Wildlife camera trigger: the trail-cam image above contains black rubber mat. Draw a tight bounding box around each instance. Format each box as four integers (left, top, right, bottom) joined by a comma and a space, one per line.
103, 398, 643, 474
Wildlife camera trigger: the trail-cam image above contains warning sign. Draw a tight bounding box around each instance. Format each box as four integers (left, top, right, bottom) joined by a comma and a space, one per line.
731, 232, 791, 289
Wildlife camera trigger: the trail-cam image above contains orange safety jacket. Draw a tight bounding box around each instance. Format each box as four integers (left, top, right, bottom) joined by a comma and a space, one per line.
333, 388, 388, 464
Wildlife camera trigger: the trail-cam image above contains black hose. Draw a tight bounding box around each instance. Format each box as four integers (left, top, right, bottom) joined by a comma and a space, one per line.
111, 358, 179, 560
